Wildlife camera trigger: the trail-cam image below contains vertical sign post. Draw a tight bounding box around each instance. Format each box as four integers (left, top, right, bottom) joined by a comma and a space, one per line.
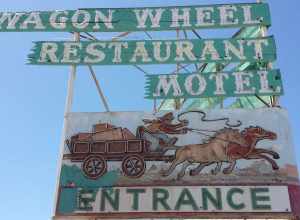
53, 32, 80, 215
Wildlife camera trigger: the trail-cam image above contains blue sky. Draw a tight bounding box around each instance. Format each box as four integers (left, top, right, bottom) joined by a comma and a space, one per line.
0, 0, 299, 219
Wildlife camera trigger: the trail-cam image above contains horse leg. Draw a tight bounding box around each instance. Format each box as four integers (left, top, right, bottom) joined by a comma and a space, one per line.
252, 148, 280, 159
246, 153, 279, 170
190, 162, 214, 176
223, 160, 236, 174
177, 161, 192, 180
211, 162, 222, 175
161, 156, 186, 177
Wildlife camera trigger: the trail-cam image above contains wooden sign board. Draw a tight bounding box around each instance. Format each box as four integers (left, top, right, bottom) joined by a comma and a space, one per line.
0, 3, 270, 32
145, 69, 283, 99
55, 108, 300, 219
28, 37, 276, 65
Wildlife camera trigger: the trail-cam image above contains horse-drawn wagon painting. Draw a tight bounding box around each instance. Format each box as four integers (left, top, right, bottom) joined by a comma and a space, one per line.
59, 108, 299, 187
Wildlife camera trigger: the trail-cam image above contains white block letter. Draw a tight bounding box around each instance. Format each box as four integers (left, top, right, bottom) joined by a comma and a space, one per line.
175, 41, 196, 62
108, 42, 128, 63
72, 10, 91, 29
130, 42, 152, 63
20, 12, 45, 29
93, 10, 114, 30
224, 40, 246, 60
247, 39, 269, 59
200, 40, 220, 61
38, 43, 59, 63
61, 42, 82, 63
196, 7, 215, 27
209, 73, 229, 95
185, 74, 207, 96
219, 5, 238, 25
49, 11, 68, 29
153, 75, 183, 97
84, 42, 106, 63
153, 41, 172, 62
134, 9, 164, 28
170, 8, 191, 28
233, 72, 255, 94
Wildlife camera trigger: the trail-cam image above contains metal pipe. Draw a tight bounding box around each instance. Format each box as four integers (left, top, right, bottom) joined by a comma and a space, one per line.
53, 32, 80, 216
88, 65, 110, 112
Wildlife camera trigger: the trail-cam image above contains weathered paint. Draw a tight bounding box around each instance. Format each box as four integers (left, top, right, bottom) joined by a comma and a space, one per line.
145, 69, 283, 99
55, 109, 299, 217
0, 3, 271, 32
57, 186, 290, 214
28, 36, 276, 65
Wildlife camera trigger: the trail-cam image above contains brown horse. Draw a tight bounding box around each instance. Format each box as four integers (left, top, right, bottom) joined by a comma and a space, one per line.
160, 128, 247, 179
221, 126, 279, 174
161, 126, 279, 180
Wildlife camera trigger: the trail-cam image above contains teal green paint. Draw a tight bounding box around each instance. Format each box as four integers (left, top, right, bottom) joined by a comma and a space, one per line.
202, 188, 222, 210
162, 24, 262, 111
0, 3, 270, 32
152, 188, 171, 211
77, 188, 97, 211
28, 36, 276, 65
58, 165, 119, 214
145, 69, 283, 99
227, 188, 245, 210
174, 188, 199, 211
57, 188, 77, 214
101, 188, 120, 211
126, 188, 146, 210
251, 188, 271, 210
59, 164, 119, 188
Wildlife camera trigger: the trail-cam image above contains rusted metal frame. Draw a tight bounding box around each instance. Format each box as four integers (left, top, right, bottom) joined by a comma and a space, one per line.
255, 94, 271, 107
133, 64, 151, 75
256, 0, 278, 107
174, 28, 182, 110
112, 31, 131, 41
79, 32, 111, 112
53, 32, 80, 216
192, 25, 270, 109
191, 28, 221, 109
88, 65, 110, 112
69, 31, 94, 40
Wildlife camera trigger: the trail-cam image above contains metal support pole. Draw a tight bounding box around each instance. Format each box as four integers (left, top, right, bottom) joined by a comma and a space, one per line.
175, 28, 181, 110
88, 65, 110, 112
256, 0, 279, 107
52, 32, 80, 216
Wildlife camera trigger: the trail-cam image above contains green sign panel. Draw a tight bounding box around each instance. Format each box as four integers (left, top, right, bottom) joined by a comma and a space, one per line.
0, 3, 270, 32
145, 69, 283, 99
28, 36, 276, 65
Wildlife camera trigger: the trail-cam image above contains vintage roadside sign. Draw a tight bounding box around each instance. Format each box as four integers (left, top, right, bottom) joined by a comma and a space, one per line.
66, 186, 290, 213
145, 69, 283, 99
0, 3, 270, 32
55, 108, 299, 218
28, 36, 276, 65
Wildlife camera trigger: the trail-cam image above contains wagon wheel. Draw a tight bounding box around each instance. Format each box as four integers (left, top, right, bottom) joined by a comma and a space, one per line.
122, 155, 146, 178
82, 155, 107, 180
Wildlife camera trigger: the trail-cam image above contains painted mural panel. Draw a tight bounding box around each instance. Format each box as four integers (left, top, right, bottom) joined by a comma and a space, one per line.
56, 108, 299, 217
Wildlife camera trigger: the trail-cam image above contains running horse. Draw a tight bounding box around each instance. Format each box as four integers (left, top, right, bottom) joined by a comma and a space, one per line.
222, 126, 279, 174
161, 126, 280, 180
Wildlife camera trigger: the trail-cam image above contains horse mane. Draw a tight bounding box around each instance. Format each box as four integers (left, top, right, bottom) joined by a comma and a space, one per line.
203, 128, 240, 144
